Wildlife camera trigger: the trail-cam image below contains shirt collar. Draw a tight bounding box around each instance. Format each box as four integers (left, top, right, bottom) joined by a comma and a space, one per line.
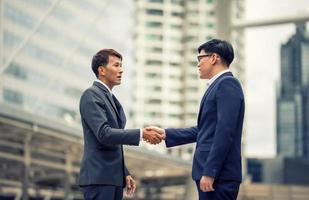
95, 79, 112, 94
207, 69, 230, 87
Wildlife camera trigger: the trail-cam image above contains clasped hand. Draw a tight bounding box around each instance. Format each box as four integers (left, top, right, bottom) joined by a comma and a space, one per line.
142, 126, 166, 144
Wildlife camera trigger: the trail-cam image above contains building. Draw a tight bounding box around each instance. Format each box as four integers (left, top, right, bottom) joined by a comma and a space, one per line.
247, 158, 263, 182
0, 1, 191, 199
0, 0, 134, 128
277, 24, 309, 159
247, 157, 309, 185
0, 0, 247, 198
132, 0, 245, 159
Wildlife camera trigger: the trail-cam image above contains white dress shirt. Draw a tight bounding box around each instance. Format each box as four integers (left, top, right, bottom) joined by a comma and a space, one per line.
206, 69, 231, 87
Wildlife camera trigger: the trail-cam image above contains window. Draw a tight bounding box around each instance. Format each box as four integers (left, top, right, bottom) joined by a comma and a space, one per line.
146, 99, 162, 104
146, 9, 163, 16
5, 63, 27, 80
146, 34, 163, 41
146, 86, 162, 92
146, 47, 163, 53
3, 88, 23, 105
168, 113, 181, 119
170, 62, 180, 67
145, 112, 162, 117
170, 24, 182, 30
146, 21, 162, 28
171, 0, 184, 5
206, 23, 215, 28
187, 87, 198, 92
184, 36, 196, 42
189, 22, 199, 28
149, 0, 163, 2
4, 3, 35, 28
171, 12, 183, 18
169, 100, 182, 105
3, 31, 21, 48
146, 60, 163, 66
170, 88, 182, 93
146, 73, 162, 78
208, 10, 215, 16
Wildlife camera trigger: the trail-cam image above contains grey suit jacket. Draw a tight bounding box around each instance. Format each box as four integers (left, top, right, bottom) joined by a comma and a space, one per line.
79, 81, 140, 187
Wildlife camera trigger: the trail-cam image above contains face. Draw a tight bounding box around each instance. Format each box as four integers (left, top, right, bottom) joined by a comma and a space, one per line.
99, 55, 123, 89
197, 49, 214, 79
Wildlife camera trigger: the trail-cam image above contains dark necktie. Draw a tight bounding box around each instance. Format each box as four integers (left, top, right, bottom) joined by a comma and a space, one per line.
110, 93, 126, 128
109, 93, 118, 112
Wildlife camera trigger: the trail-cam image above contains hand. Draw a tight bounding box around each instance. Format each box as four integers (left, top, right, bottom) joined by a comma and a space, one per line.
146, 126, 166, 140
200, 176, 215, 192
125, 175, 136, 197
142, 127, 164, 144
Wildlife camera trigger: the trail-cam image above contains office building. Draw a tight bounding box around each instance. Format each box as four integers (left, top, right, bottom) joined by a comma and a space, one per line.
1, 0, 134, 129
132, 0, 245, 159
277, 24, 309, 159
247, 157, 309, 185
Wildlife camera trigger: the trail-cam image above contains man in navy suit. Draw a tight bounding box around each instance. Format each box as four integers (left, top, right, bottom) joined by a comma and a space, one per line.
79, 49, 164, 200
149, 39, 245, 199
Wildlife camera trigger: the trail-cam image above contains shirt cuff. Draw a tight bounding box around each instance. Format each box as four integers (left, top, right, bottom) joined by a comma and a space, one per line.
140, 128, 143, 141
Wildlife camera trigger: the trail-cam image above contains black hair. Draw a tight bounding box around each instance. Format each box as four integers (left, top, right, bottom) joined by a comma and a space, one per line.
198, 39, 234, 66
91, 49, 122, 78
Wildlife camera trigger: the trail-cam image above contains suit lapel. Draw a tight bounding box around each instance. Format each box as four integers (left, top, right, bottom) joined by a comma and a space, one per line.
93, 82, 123, 125
112, 95, 126, 128
106, 93, 120, 117
197, 72, 233, 125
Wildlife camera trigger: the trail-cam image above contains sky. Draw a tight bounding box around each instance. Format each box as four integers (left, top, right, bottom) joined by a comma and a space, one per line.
245, 0, 309, 157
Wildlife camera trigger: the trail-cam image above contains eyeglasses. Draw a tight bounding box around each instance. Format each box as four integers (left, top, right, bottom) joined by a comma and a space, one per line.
197, 54, 212, 62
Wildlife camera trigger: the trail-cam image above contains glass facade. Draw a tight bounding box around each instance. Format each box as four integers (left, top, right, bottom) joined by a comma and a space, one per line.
1, 0, 134, 132
277, 24, 309, 159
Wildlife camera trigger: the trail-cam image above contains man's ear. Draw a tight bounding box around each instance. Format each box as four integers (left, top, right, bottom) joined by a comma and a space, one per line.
99, 66, 106, 76
211, 54, 219, 65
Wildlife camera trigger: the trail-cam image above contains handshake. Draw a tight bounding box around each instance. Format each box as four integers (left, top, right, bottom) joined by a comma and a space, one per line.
142, 126, 165, 144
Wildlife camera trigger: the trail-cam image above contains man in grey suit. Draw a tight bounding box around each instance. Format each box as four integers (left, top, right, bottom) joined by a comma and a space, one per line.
79, 49, 163, 200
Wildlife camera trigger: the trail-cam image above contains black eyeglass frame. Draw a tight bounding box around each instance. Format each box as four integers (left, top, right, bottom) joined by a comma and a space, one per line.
197, 54, 212, 62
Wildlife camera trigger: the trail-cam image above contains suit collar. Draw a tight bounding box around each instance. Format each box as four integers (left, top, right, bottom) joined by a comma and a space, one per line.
205, 72, 233, 94
203, 72, 233, 100
93, 81, 120, 118
207, 69, 231, 87
94, 79, 113, 94
93, 81, 110, 94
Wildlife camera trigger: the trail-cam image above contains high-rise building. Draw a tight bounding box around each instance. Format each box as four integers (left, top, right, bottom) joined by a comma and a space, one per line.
0, 0, 134, 129
247, 157, 309, 185
277, 24, 309, 159
132, 0, 245, 159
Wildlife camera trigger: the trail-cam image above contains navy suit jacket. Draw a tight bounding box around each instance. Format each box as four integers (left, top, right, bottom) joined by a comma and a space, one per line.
79, 81, 140, 187
165, 72, 245, 182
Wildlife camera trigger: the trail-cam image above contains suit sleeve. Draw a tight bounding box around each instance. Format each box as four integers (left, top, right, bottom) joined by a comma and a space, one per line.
80, 91, 140, 146
203, 79, 243, 178
165, 126, 198, 147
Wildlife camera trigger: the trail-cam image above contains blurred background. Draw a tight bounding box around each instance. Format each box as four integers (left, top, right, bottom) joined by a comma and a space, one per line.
0, 0, 309, 199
